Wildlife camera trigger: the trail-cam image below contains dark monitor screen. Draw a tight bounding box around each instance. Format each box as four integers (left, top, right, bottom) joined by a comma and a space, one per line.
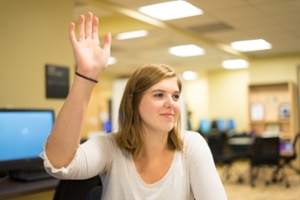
0, 109, 54, 172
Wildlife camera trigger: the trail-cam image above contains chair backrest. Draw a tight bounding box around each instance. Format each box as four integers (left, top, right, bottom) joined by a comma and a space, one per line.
293, 132, 300, 157
228, 134, 252, 155
293, 133, 300, 149
87, 186, 103, 200
207, 132, 227, 163
53, 175, 102, 200
251, 137, 280, 166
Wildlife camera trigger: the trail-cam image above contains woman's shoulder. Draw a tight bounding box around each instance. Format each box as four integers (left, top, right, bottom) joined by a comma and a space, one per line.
182, 130, 205, 142
181, 130, 208, 151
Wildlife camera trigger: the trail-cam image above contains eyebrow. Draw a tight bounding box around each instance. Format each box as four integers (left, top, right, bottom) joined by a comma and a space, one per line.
151, 89, 180, 94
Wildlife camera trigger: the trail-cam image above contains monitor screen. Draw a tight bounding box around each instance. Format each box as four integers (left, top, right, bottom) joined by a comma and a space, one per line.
216, 118, 227, 132
199, 118, 211, 134
0, 109, 54, 172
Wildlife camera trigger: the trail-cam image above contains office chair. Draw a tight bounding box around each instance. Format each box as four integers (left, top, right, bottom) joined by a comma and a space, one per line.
249, 137, 289, 188
206, 130, 227, 164
272, 132, 300, 183
280, 132, 300, 174
219, 133, 252, 182
87, 185, 103, 200
53, 175, 102, 200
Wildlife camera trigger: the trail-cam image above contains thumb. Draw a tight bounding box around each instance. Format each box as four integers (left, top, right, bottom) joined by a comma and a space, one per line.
69, 22, 78, 47
102, 33, 112, 52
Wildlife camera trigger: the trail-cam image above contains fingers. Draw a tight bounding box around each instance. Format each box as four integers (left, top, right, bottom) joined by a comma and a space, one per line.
92, 16, 99, 40
77, 13, 97, 41
69, 22, 77, 46
85, 12, 93, 39
102, 33, 112, 52
78, 14, 85, 39
71, 12, 110, 51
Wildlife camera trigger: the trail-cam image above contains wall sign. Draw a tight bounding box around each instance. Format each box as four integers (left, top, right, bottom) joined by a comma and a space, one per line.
250, 102, 265, 121
45, 64, 69, 99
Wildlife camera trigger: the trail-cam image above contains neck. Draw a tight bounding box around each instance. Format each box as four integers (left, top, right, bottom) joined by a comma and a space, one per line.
141, 130, 171, 159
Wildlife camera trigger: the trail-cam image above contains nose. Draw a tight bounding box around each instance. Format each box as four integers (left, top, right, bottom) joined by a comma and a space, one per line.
164, 96, 175, 108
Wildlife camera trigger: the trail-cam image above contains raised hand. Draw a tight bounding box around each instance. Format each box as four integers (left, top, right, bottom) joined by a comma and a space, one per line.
69, 12, 111, 81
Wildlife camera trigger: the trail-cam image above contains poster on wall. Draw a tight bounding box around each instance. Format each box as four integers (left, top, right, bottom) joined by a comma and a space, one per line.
250, 102, 264, 121
45, 64, 69, 99
279, 103, 290, 119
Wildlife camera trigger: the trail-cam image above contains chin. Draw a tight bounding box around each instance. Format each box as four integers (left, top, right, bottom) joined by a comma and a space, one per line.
164, 125, 175, 132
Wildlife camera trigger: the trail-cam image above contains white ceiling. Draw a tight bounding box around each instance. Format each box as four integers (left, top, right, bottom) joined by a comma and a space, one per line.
74, 0, 300, 77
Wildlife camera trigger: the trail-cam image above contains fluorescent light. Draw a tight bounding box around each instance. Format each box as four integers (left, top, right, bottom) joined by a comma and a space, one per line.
222, 59, 249, 69
169, 44, 205, 57
231, 39, 272, 52
116, 30, 148, 40
108, 57, 116, 65
139, 1, 203, 21
183, 71, 198, 80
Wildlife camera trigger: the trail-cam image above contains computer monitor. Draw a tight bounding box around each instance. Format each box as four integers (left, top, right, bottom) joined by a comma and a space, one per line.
216, 118, 227, 132
0, 109, 54, 173
198, 118, 211, 134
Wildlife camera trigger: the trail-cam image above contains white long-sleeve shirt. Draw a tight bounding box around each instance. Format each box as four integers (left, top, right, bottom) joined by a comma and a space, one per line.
42, 131, 227, 200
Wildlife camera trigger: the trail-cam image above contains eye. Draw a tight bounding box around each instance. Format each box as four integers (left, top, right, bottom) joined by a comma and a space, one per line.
173, 94, 180, 100
154, 93, 164, 98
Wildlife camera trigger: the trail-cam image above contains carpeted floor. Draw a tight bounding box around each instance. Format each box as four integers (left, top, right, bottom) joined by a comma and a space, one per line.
216, 160, 300, 200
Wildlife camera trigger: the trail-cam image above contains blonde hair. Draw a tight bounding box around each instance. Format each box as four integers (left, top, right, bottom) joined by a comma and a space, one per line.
113, 63, 184, 159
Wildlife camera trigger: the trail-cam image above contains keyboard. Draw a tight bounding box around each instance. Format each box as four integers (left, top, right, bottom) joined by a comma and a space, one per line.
10, 169, 53, 182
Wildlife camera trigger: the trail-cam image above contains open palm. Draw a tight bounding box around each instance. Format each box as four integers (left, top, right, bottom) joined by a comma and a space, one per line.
69, 12, 111, 80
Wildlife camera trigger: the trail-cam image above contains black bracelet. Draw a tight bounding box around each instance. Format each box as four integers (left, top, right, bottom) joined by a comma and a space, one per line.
75, 72, 98, 83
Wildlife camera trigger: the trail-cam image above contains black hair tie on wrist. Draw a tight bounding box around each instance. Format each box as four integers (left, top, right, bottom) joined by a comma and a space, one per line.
75, 72, 98, 83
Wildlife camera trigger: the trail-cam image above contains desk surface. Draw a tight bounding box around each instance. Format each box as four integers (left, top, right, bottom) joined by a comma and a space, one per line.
0, 178, 59, 199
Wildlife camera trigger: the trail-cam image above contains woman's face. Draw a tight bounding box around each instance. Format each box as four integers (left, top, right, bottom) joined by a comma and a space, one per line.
138, 77, 181, 134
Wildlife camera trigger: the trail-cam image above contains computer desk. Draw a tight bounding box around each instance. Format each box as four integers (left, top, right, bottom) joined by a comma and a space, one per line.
0, 178, 59, 199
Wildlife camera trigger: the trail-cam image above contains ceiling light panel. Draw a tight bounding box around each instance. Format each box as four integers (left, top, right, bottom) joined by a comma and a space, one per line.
222, 59, 249, 69
116, 30, 148, 40
108, 56, 117, 65
183, 71, 198, 80
139, 1, 203, 21
169, 44, 205, 57
231, 39, 272, 52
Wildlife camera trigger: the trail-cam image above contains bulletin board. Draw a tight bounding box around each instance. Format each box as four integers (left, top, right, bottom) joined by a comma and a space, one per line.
45, 64, 69, 99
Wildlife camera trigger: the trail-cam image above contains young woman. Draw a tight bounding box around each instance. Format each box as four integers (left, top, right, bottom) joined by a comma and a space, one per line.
42, 12, 227, 200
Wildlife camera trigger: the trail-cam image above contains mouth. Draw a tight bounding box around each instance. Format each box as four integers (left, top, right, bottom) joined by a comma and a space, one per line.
161, 113, 174, 118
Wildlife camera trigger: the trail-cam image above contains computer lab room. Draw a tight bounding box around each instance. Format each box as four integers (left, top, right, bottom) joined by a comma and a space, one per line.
0, 0, 300, 199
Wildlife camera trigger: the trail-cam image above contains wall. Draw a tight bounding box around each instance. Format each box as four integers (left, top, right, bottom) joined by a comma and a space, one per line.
0, 0, 74, 117
184, 76, 210, 131
185, 69, 249, 133
249, 55, 299, 85
208, 69, 249, 133
83, 75, 115, 138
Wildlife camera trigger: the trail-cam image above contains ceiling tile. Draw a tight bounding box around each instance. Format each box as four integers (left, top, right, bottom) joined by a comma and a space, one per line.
256, 0, 300, 15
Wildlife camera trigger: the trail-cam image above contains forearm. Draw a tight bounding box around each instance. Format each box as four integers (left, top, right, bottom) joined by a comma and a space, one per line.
46, 76, 96, 168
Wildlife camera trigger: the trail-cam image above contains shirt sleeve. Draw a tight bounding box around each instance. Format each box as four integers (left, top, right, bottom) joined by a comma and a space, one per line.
184, 131, 228, 200
41, 134, 116, 180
